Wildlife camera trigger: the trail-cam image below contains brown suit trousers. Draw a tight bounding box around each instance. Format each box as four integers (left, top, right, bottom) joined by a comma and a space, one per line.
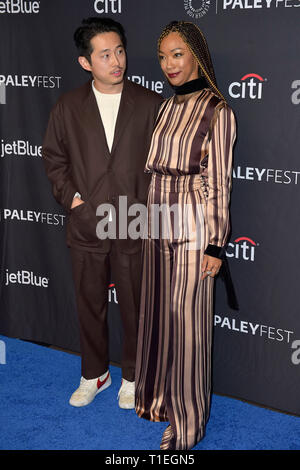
70, 243, 142, 381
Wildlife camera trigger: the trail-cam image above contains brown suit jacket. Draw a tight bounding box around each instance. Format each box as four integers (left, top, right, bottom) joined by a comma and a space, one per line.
42, 78, 163, 253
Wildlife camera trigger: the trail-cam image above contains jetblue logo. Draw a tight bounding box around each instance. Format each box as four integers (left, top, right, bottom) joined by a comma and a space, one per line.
1, 139, 42, 158
5, 269, 49, 288
0, 0, 40, 14
128, 75, 164, 94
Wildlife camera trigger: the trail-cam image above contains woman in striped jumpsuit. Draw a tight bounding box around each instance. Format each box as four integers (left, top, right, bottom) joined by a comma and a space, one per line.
135, 21, 236, 450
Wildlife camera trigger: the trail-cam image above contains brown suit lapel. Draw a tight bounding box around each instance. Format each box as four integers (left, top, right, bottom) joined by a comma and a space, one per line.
81, 81, 110, 158
110, 79, 135, 156
81, 79, 135, 159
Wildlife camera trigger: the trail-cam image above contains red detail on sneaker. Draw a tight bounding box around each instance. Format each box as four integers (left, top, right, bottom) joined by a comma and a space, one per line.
97, 373, 109, 390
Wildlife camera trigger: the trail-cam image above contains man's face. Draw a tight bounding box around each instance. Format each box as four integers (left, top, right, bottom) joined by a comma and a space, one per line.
79, 31, 126, 93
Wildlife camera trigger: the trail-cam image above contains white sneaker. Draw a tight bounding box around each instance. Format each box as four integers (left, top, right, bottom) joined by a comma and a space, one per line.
69, 370, 111, 407
118, 379, 135, 409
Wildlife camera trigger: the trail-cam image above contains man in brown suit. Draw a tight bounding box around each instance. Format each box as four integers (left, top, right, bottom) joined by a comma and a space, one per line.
42, 17, 162, 408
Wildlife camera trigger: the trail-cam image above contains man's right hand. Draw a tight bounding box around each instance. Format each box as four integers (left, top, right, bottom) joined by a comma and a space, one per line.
71, 197, 85, 209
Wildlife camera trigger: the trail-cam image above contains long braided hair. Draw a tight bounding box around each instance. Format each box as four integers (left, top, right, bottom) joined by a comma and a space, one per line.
158, 21, 225, 101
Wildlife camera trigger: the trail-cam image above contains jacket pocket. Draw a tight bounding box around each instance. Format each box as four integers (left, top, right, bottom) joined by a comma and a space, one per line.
68, 201, 99, 243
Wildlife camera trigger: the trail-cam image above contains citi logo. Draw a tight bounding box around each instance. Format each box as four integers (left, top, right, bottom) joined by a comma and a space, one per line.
94, 0, 121, 14
5, 269, 49, 287
229, 73, 266, 100
108, 283, 118, 303
0, 0, 40, 14
226, 236, 258, 261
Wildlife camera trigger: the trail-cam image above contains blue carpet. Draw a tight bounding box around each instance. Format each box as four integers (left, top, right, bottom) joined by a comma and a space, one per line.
0, 334, 299, 451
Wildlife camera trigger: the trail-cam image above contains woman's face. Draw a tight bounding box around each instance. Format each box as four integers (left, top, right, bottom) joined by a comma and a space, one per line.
158, 32, 199, 87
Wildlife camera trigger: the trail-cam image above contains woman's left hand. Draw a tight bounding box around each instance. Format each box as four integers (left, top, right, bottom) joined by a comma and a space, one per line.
201, 254, 222, 280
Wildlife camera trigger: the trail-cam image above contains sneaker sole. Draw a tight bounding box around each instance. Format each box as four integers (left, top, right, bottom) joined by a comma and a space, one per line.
118, 401, 135, 409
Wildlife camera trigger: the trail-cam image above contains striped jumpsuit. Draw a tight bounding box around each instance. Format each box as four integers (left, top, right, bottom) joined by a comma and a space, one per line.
135, 88, 236, 450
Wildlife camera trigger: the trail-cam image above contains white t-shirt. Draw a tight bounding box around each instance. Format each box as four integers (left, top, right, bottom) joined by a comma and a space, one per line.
92, 81, 122, 152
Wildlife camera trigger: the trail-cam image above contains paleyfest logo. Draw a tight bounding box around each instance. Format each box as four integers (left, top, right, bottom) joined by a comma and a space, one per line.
0, 75, 62, 104
219, 0, 300, 10
1, 208, 65, 226
184, 0, 211, 18
233, 165, 300, 185
215, 313, 300, 366
229, 73, 266, 100
0, 83, 5, 105
0, 75, 61, 89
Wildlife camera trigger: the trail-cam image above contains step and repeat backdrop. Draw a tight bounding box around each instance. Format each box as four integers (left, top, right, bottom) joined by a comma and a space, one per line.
1, 0, 300, 415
